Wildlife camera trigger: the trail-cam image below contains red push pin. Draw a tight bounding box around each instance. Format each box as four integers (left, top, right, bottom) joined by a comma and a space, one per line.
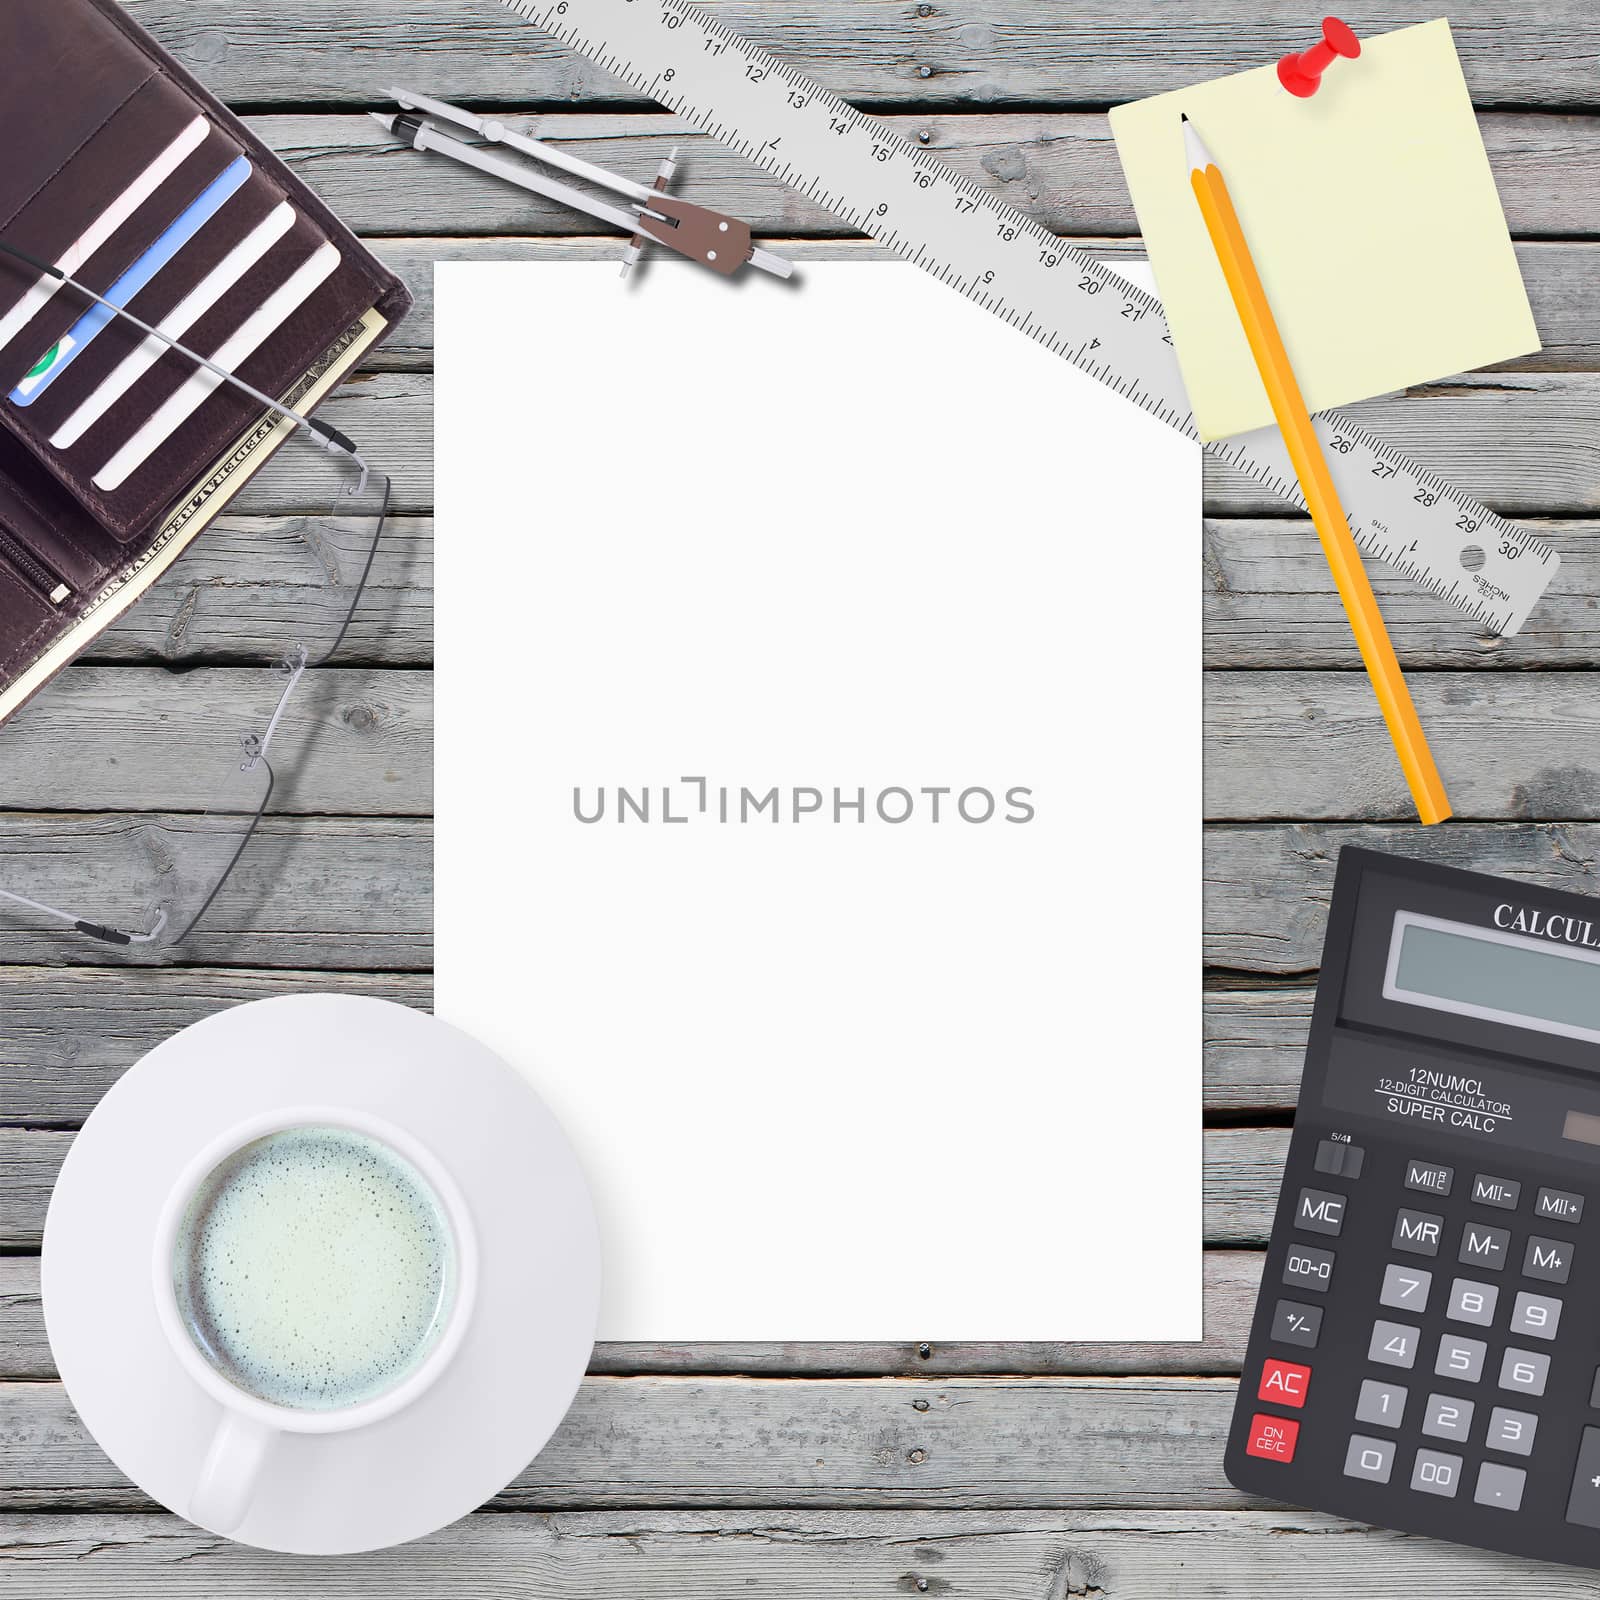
1277, 17, 1361, 98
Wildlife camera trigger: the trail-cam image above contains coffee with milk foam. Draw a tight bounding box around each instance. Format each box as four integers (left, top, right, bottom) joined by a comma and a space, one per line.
173, 1125, 456, 1411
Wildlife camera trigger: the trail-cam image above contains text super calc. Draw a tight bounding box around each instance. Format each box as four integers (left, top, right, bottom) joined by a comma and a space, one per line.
1227, 846, 1600, 1568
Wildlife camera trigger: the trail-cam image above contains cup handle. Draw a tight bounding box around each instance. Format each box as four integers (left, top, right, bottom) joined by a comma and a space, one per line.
190, 1409, 276, 1534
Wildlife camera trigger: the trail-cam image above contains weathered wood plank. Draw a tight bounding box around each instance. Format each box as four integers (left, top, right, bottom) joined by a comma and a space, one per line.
11, 670, 1599, 819
0, 815, 431, 969
1204, 518, 1600, 669
0, 974, 1303, 1124
0, 1125, 1286, 1250
244, 372, 1600, 522
0, 973, 1304, 1126
0, 1250, 1261, 1381
367, 236, 1600, 376
6, 820, 1594, 974
1, 668, 431, 815
1205, 672, 1600, 822
75, 516, 434, 668
4, 1510, 1589, 1597
1206, 822, 1600, 973
69, 515, 1600, 671
0, 1374, 1250, 1509
0, 969, 432, 1124
247, 113, 1600, 241
122, 0, 1600, 108
1203, 371, 1600, 520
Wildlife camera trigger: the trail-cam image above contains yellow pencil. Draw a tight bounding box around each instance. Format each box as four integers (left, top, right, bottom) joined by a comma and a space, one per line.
1183, 115, 1452, 826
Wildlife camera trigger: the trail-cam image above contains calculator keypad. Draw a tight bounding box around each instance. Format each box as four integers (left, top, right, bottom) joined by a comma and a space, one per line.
1234, 1131, 1600, 1562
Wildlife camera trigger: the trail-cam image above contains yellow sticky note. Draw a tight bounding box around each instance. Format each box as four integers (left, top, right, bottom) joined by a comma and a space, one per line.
1110, 18, 1539, 441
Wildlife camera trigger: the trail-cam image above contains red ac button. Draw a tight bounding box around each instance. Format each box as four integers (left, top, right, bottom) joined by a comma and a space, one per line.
1258, 1359, 1312, 1408
1245, 1412, 1300, 1463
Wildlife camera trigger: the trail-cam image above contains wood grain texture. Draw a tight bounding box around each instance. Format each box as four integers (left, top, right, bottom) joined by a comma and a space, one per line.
9, 669, 1597, 817
258, 370, 1600, 520
1, 979, 1301, 1125
1204, 672, 1600, 821
1, 668, 431, 814
245, 113, 1600, 241
69, 514, 1600, 671
0, 1374, 1252, 1509
0, 1125, 1290, 1249
0, 978, 1313, 1124
0, 1252, 1262, 1380
0, 969, 432, 1124
3, 1510, 1589, 1597
0, 816, 430, 969
119, 0, 1600, 107
366, 235, 1600, 374
8, 820, 1598, 971
72, 516, 434, 667
1204, 518, 1600, 668
1205, 822, 1600, 973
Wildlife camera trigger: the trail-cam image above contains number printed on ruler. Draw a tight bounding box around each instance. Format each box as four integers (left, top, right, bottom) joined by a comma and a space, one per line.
504, 0, 1559, 635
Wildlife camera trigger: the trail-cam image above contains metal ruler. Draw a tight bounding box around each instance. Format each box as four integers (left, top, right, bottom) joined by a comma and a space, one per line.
500, 0, 1559, 635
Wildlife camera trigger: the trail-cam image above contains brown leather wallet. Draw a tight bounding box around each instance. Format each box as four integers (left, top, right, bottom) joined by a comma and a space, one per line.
0, 0, 411, 727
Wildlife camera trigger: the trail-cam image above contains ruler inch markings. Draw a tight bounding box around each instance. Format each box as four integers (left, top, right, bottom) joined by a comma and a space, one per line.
502, 0, 1557, 635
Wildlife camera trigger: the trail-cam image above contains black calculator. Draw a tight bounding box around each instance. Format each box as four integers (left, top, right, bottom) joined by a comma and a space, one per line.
1227, 846, 1600, 1568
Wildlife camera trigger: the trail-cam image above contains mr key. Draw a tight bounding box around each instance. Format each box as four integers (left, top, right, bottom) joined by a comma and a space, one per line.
1228, 848, 1600, 1570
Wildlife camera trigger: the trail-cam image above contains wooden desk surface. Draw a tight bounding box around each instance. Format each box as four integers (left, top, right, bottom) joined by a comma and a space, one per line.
4, 1, 1599, 1590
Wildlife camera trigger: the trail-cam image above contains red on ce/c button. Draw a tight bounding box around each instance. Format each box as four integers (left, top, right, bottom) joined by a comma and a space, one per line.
1258, 1358, 1312, 1408
1245, 1413, 1300, 1463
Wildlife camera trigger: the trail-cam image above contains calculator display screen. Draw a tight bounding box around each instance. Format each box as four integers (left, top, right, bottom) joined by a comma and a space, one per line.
1384, 910, 1600, 1046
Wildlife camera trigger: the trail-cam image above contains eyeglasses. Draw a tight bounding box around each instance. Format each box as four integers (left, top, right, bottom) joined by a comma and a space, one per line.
1, 442, 392, 948
0, 241, 391, 948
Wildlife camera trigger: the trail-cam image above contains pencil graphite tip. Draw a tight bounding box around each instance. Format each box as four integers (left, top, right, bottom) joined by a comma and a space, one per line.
1182, 115, 1214, 174
369, 111, 399, 133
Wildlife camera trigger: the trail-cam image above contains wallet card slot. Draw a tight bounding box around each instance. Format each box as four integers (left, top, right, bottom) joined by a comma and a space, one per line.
50, 213, 356, 522
17, 164, 289, 438
93, 235, 345, 494
9, 154, 255, 408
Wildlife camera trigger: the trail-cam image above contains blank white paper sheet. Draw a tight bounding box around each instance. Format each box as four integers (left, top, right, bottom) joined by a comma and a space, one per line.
435, 260, 1201, 1340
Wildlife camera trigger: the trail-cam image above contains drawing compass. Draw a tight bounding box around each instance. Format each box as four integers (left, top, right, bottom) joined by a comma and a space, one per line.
371, 89, 793, 279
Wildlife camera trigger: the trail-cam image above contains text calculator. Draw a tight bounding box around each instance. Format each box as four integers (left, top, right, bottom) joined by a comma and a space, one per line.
1226, 846, 1600, 1568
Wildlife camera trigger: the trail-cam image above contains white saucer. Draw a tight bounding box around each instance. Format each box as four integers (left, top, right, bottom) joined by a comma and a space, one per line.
41, 994, 601, 1554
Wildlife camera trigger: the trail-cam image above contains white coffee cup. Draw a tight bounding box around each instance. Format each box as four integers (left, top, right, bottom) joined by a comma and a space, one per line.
151, 1106, 478, 1535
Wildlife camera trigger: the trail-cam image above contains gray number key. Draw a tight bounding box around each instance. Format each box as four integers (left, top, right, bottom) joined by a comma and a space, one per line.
1345, 1434, 1396, 1484
1379, 1263, 1432, 1313
1422, 1393, 1475, 1442
1499, 1346, 1550, 1397
1370, 1320, 1420, 1370
1446, 1277, 1498, 1327
1435, 1333, 1487, 1383
1487, 1407, 1537, 1456
1411, 1448, 1464, 1498
1510, 1290, 1562, 1341
1355, 1379, 1407, 1429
